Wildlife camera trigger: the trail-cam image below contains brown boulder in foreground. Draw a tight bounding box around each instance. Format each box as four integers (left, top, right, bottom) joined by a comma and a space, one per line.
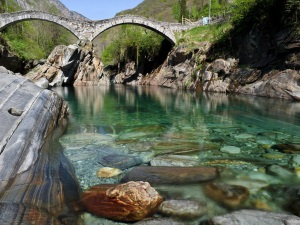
80, 181, 163, 222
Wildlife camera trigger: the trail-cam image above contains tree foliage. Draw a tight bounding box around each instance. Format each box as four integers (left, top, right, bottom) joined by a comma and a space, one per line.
101, 25, 165, 67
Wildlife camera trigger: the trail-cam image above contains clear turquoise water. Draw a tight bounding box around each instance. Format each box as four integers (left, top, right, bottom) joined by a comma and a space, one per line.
53, 85, 300, 224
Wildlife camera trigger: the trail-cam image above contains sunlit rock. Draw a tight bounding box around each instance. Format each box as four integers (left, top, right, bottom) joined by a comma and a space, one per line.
80, 181, 163, 222
204, 182, 249, 208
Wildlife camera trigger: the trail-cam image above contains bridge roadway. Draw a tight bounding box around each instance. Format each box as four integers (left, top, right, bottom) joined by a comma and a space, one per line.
0, 10, 204, 44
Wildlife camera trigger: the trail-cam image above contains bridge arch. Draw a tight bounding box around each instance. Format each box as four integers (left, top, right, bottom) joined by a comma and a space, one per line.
0, 11, 85, 40
91, 16, 177, 44
0, 11, 202, 44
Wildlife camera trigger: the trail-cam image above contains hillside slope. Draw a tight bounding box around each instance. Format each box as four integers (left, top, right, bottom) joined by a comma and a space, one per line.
14, 0, 87, 20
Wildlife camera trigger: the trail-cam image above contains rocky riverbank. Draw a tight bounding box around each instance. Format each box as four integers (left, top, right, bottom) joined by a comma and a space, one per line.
25, 37, 300, 101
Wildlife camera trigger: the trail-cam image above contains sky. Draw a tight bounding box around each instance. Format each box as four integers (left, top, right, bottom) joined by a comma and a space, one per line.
59, 0, 144, 20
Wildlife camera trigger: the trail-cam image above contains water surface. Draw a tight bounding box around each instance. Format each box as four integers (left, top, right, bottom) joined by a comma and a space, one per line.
54, 85, 300, 224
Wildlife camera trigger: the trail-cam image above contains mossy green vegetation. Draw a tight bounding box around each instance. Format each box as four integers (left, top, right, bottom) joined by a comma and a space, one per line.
176, 22, 232, 48
0, 1, 77, 61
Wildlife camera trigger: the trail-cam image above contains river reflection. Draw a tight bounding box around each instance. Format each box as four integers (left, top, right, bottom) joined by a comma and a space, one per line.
54, 85, 300, 224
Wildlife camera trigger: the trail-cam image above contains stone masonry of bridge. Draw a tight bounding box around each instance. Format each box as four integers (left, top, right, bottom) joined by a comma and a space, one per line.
0, 10, 204, 44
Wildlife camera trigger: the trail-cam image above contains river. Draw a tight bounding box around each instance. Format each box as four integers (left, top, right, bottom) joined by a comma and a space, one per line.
53, 85, 300, 224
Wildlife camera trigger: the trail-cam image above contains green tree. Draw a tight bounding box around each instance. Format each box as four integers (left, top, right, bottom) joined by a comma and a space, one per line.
179, 0, 188, 21
172, 0, 188, 23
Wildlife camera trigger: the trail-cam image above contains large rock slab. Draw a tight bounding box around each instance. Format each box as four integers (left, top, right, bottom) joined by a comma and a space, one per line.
208, 210, 300, 225
80, 181, 163, 222
26, 44, 105, 87
0, 73, 81, 224
121, 166, 219, 184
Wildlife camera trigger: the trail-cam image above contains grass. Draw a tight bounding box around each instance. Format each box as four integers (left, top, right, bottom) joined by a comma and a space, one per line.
175, 22, 232, 50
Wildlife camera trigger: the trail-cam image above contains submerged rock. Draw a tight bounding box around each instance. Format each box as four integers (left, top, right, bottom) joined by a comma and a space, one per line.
150, 155, 199, 167
80, 181, 163, 222
204, 182, 249, 208
158, 199, 207, 219
134, 218, 186, 225
272, 143, 300, 154
220, 146, 241, 154
99, 154, 143, 170
266, 165, 294, 179
208, 209, 300, 225
121, 166, 218, 184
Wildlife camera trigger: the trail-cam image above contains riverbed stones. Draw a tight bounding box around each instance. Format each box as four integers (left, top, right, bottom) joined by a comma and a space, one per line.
204, 182, 249, 208
97, 167, 122, 178
220, 146, 241, 154
121, 166, 218, 184
80, 181, 163, 222
158, 200, 207, 219
208, 210, 300, 225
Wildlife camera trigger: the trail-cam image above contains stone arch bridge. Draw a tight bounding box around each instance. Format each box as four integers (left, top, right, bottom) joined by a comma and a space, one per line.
0, 10, 204, 44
